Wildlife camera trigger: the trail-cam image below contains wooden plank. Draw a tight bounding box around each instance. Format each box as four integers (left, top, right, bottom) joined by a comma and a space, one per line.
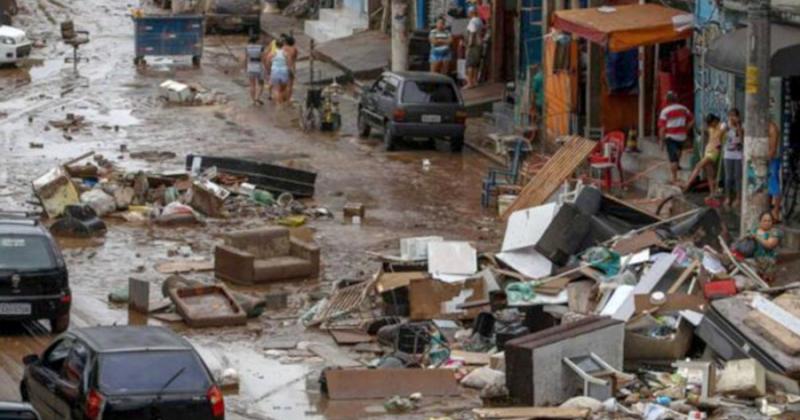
501, 136, 597, 220
612, 230, 665, 255
752, 295, 800, 337
668, 260, 700, 294
473, 407, 590, 419
324, 368, 459, 400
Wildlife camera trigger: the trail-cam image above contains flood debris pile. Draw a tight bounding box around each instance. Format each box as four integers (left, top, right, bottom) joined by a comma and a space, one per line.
299, 184, 800, 418
30, 151, 324, 236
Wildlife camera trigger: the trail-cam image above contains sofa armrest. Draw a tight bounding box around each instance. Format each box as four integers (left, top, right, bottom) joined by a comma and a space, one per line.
215, 245, 255, 284
290, 238, 320, 278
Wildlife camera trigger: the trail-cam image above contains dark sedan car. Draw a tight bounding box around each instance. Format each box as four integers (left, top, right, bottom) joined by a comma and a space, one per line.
358, 71, 467, 152
0, 213, 70, 333
20, 326, 224, 420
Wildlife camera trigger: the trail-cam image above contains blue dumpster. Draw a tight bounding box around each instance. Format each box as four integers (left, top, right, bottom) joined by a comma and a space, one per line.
133, 15, 204, 66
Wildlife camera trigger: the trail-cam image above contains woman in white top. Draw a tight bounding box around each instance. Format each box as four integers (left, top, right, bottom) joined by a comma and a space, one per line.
722, 108, 744, 210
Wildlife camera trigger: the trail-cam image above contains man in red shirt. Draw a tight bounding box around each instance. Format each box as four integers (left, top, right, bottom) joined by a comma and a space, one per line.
658, 91, 694, 183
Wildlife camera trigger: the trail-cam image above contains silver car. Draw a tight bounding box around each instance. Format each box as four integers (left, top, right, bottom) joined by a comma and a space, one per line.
358, 71, 467, 152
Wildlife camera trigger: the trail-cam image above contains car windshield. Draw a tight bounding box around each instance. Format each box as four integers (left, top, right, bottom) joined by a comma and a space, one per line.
0, 235, 54, 270
99, 351, 210, 395
402, 81, 458, 104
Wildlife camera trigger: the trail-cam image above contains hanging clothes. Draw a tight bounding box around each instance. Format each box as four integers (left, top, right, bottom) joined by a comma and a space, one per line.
605, 49, 638, 94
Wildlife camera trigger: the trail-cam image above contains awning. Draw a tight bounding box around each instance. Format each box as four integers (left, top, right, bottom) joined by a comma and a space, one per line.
706, 24, 800, 77
552, 4, 693, 52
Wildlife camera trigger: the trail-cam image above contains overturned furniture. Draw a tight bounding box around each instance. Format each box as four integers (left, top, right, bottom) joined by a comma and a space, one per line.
215, 227, 320, 284
505, 316, 624, 405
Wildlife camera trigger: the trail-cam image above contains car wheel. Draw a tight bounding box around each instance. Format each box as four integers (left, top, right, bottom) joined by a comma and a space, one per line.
383, 127, 397, 151
20, 380, 28, 402
50, 313, 70, 334
192, 56, 201, 67
450, 136, 464, 153
357, 111, 371, 138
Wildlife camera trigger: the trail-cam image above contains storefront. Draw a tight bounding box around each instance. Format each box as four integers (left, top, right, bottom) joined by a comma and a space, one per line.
543, 3, 692, 142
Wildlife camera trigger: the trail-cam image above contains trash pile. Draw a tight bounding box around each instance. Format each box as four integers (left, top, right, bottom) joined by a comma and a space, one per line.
31, 151, 322, 236
298, 184, 799, 419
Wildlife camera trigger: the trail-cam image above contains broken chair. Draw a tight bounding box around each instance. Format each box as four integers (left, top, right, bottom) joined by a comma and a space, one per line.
60, 20, 89, 71
481, 138, 530, 208
214, 226, 320, 285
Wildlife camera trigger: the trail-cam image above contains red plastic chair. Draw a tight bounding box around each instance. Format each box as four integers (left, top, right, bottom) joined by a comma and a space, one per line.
588, 131, 626, 190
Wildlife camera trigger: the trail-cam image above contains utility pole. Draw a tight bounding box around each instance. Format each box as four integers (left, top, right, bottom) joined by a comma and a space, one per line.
740, 0, 771, 234
391, 0, 409, 72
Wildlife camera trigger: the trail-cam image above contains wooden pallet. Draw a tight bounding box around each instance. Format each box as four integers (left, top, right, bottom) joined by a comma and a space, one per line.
501, 135, 597, 220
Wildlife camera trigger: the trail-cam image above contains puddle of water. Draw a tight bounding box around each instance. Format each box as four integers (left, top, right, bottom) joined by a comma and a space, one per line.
78, 108, 140, 127
191, 341, 318, 419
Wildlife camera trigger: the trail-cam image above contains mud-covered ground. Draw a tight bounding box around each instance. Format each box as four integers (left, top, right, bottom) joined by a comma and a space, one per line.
0, 1, 502, 418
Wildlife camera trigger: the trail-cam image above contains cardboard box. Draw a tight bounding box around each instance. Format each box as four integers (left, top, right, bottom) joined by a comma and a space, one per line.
624, 318, 693, 360
408, 277, 486, 320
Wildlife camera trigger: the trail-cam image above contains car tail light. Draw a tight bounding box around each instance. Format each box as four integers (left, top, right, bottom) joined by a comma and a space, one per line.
207, 385, 224, 417
455, 110, 467, 124
392, 108, 406, 122
60, 292, 71, 304
85, 389, 104, 420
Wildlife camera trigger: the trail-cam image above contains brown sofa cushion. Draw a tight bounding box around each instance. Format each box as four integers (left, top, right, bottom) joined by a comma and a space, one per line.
226, 227, 291, 259
253, 256, 312, 282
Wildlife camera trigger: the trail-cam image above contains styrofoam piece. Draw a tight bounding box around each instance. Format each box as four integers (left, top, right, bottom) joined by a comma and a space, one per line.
427, 241, 477, 280
501, 202, 559, 252
496, 247, 553, 279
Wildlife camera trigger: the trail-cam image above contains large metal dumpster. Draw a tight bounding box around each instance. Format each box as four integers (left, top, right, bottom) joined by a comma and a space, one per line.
132, 15, 204, 66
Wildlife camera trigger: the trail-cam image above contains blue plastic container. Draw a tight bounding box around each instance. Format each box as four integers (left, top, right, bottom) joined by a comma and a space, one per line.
132, 15, 204, 66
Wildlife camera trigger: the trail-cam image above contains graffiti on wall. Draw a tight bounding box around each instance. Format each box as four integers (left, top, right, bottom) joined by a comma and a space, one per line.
694, 12, 731, 123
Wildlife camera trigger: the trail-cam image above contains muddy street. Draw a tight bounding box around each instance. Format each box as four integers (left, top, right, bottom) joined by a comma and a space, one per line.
0, 0, 501, 418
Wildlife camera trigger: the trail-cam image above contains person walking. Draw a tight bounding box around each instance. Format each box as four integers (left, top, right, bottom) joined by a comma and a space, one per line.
429, 16, 452, 75
464, 7, 483, 89
244, 34, 265, 105
721, 108, 744, 210
266, 39, 293, 104
658, 91, 694, 184
283, 34, 299, 102
683, 113, 722, 198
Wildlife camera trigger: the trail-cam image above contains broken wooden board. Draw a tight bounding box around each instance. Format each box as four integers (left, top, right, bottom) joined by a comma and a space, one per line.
501, 135, 596, 220
329, 329, 374, 345
612, 230, 665, 255
449, 350, 491, 365
324, 368, 459, 400
408, 277, 486, 321
155, 259, 214, 274
744, 294, 800, 356
307, 343, 362, 368
472, 406, 590, 419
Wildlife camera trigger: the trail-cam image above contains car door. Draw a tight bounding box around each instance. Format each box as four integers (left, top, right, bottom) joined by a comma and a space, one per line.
27, 337, 73, 420
361, 78, 385, 126
53, 340, 91, 420
376, 77, 399, 124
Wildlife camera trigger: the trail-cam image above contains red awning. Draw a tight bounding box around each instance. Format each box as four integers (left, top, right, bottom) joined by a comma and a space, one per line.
553, 4, 692, 52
